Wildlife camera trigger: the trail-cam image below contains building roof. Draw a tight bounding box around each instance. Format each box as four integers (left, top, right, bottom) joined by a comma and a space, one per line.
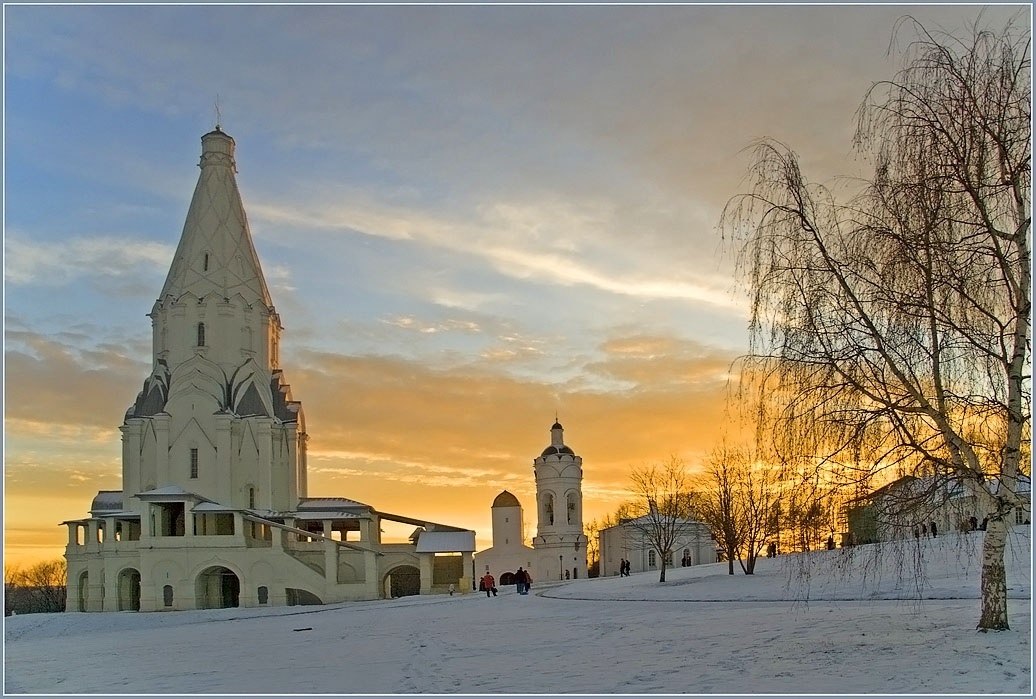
414, 530, 477, 553
492, 491, 521, 508
158, 129, 271, 307
541, 445, 575, 457
90, 491, 124, 514
298, 497, 370, 510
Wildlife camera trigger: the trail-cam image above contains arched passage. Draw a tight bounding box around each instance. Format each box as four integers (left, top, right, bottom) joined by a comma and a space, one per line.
77, 571, 89, 612
117, 568, 141, 611
385, 565, 420, 598
195, 566, 240, 609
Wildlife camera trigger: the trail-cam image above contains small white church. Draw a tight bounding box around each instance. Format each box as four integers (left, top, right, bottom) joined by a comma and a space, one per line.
474, 421, 588, 585
61, 127, 476, 612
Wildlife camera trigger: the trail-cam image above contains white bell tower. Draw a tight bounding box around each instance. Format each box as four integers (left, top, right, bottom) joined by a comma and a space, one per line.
532, 420, 587, 580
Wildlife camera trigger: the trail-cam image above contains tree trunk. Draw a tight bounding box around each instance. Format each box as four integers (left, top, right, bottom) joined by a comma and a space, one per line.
978, 518, 1010, 631
659, 562, 666, 583
727, 548, 735, 575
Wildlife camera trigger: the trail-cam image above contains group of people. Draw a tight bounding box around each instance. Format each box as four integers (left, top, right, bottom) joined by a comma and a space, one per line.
480, 568, 534, 596
912, 521, 939, 539
515, 567, 532, 595
617, 558, 631, 576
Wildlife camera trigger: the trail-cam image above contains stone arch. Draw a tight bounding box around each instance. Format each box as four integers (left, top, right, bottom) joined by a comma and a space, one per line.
117, 567, 142, 611
285, 588, 322, 605
384, 565, 420, 598
195, 565, 241, 609
566, 490, 578, 525
542, 492, 555, 526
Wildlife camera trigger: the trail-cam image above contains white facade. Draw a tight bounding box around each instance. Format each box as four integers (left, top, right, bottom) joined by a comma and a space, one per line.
474, 421, 588, 585
472, 491, 537, 585
63, 128, 475, 612
599, 517, 717, 577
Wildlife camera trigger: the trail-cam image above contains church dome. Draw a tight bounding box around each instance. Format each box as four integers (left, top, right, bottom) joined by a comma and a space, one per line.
492, 490, 521, 508
541, 445, 574, 457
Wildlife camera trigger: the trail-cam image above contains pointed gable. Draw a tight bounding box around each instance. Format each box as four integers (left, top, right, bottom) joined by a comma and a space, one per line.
159, 128, 271, 306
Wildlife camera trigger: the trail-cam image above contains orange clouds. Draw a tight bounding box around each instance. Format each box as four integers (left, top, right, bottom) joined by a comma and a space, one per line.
4, 328, 739, 564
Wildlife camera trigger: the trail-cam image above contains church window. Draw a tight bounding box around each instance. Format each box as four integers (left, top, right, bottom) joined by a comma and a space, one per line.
567, 492, 577, 525
190, 448, 199, 479
544, 494, 554, 526
163, 585, 173, 607
203, 253, 210, 271
249, 487, 256, 509
197, 322, 206, 347
258, 586, 269, 605
649, 550, 657, 567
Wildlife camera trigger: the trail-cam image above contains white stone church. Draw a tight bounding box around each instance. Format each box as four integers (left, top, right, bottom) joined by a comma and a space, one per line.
474, 421, 588, 585
62, 127, 476, 612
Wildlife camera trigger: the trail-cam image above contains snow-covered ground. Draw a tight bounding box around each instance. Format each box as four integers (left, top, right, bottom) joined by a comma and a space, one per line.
5, 529, 1031, 695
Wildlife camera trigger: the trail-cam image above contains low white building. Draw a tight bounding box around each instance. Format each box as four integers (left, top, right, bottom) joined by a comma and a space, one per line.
62, 127, 475, 612
599, 516, 716, 577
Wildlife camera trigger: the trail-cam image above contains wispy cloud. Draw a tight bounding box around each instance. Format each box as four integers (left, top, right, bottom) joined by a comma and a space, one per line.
5, 233, 172, 286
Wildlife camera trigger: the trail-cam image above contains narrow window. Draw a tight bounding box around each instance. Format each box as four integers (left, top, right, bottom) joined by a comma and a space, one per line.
197, 322, 206, 347
567, 493, 577, 525
1016, 507, 1024, 525
249, 487, 255, 509
203, 253, 210, 271
190, 448, 199, 479
163, 585, 173, 607
649, 550, 656, 567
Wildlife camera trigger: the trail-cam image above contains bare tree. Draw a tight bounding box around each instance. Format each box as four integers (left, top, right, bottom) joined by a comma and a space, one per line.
698, 445, 780, 575
6, 559, 67, 614
627, 457, 695, 582
723, 15, 1030, 630
584, 518, 603, 577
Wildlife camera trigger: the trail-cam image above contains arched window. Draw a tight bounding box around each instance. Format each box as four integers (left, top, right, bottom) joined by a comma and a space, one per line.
567, 492, 577, 525
544, 494, 554, 526
258, 586, 269, 605
197, 322, 206, 347
648, 550, 657, 567
163, 585, 174, 607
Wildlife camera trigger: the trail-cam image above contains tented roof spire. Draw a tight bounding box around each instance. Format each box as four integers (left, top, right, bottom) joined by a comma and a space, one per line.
159, 128, 271, 306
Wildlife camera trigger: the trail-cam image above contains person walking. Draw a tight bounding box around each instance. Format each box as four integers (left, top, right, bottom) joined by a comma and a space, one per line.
481, 573, 496, 597
515, 567, 527, 594
930, 521, 938, 538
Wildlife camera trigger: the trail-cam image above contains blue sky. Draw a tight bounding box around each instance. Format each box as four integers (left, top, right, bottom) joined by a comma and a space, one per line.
4, 4, 1026, 563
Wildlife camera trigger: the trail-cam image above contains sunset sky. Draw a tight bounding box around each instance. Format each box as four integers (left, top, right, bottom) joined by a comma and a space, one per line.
4, 4, 1022, 566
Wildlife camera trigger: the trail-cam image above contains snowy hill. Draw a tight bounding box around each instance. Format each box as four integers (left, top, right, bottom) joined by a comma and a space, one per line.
5, 527, 1030, 694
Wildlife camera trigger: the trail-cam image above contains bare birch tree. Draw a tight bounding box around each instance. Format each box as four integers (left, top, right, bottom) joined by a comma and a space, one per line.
698, 444, 780, 574
723, 15, 1030, 630
627, 457, 695, 582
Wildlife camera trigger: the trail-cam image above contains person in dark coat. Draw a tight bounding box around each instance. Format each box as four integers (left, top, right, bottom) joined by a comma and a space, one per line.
515, 567, 527, 594
930, 521, 938, 538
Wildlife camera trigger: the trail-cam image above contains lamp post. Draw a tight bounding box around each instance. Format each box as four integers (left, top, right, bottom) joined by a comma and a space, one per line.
559, 554, 563, 580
